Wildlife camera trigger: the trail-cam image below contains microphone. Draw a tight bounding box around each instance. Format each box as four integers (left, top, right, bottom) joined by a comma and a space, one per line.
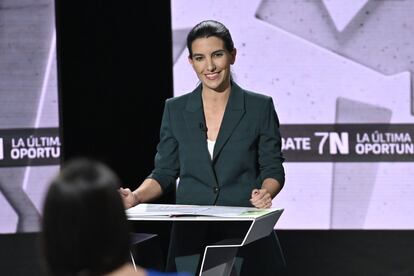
199, 122, 208, 132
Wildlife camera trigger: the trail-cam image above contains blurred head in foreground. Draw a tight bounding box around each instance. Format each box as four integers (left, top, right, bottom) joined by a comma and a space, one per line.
42, 159, 130, 276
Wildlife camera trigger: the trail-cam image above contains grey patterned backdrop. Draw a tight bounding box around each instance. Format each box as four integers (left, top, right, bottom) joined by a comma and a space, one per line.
0, 0, 60, 233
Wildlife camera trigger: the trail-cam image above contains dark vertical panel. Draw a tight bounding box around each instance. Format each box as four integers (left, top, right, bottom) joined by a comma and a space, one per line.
55, 0, 173, 191
54, 1, 173, 268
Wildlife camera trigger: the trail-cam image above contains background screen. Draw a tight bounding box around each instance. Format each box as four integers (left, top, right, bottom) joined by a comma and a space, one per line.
0, 0, 60, 233
171, 0, 414, 229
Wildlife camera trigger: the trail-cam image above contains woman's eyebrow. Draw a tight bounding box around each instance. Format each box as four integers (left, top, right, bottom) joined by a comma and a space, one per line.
191, 53, 204, 58
212, 50, 225, 54
192, 49, 225, 58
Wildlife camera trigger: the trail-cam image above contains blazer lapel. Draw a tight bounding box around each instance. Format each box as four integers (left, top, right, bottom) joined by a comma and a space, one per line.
182, 84, 207, 152
182, 85, 218, 185
212, 82, 246, 162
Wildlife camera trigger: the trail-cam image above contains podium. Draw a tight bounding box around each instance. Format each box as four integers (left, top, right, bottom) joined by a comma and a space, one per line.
127, 204, 284, 276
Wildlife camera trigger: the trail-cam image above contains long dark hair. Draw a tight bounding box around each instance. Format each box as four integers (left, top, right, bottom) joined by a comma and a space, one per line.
186, 20, 235, 58
42, 159, 130, 276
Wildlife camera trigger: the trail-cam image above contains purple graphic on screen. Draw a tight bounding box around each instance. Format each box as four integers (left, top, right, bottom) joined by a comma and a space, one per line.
171, 0, 414, 229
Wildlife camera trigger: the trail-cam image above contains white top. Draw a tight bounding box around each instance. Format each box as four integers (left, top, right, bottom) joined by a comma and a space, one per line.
207, 139, 216, 160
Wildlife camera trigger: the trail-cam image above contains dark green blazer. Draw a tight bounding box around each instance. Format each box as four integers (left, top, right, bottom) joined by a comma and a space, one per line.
149, 82, 285, 207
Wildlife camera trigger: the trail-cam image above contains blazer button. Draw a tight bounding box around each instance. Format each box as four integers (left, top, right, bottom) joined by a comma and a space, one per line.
213, 186, 220, 193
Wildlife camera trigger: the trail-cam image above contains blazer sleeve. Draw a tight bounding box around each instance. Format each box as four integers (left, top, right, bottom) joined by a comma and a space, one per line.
147, 99, 180, 194
258, 97, 285, 187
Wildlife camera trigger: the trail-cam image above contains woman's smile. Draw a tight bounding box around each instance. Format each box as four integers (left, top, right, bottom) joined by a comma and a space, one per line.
189, 36, 236, 93
205, 72, 220, 80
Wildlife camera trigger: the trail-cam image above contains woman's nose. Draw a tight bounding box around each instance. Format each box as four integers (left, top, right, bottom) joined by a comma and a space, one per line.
206, 58, 216, 72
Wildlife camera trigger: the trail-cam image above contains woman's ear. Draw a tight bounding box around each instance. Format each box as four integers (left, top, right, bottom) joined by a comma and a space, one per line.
230, 48, 237, 65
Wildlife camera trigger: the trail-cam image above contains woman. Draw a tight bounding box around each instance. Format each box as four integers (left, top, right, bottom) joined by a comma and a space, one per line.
120, 20, 285, 275
42, 159, 190, 276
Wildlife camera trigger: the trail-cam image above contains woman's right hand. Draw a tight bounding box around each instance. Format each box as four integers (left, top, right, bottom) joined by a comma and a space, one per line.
119, 188, 139, 209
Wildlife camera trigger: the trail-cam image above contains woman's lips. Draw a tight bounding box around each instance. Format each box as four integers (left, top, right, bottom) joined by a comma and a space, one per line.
205, 72, 219, 80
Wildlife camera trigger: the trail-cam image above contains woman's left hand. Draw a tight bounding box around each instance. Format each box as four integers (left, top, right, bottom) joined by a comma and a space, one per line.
250, 188, 272, 209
